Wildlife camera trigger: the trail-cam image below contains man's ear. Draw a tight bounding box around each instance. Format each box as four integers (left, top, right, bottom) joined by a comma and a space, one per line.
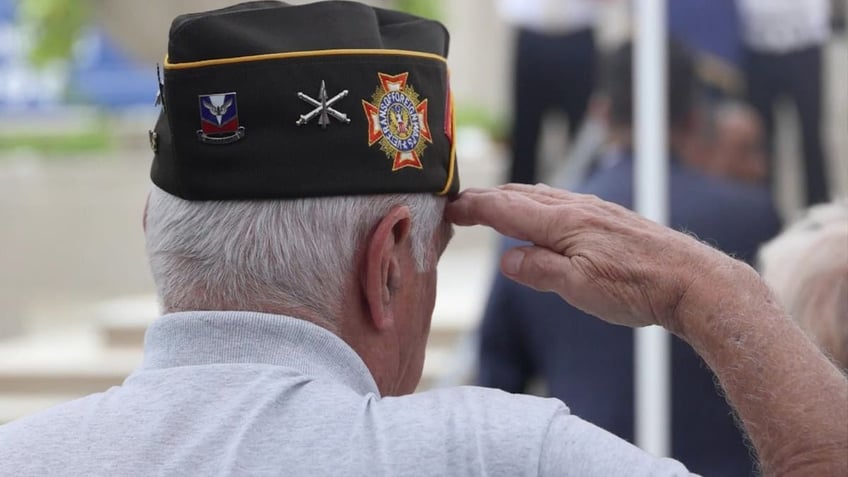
362, 206, 412, 331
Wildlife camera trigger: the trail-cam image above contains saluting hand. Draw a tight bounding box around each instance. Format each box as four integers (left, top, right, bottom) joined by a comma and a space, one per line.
446, 184, 751, 334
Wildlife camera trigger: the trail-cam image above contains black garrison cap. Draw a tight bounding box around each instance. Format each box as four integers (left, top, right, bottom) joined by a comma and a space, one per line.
150, 0, 459, 200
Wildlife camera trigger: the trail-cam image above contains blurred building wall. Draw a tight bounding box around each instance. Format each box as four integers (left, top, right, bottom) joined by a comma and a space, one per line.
92, 0, 513, 120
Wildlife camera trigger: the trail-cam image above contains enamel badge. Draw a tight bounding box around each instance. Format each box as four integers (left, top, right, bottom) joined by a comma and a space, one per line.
362, 72, 432, 171
197, 92, 246, 144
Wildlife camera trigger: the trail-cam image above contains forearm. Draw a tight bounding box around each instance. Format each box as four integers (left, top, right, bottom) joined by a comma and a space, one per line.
445, 185, 848, 472
676, 260, 848, 476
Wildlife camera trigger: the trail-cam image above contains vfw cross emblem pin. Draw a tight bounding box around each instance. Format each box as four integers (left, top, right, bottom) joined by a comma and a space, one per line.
197, 92, 246, 144
362, 72, 432, 171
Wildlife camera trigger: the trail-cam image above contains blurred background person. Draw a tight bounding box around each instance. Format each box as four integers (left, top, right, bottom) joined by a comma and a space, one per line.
476, 41, 782, 476
759, 199, 848, 369
498, 0, 599, 184
700, 102, 769, 184
552, 0, 753, 191
738, 0, 833, 206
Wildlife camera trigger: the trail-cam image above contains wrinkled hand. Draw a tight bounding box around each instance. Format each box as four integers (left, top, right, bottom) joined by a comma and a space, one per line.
446, 184, 743, 332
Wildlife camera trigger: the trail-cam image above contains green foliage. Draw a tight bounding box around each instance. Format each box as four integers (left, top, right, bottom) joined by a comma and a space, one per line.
0, 129, 112, 155
19, 0, 90, 67
394, 0, 443, 21
455, 103, 507, 141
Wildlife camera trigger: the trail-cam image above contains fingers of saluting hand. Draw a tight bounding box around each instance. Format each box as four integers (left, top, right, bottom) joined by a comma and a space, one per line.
445, 185, 593, 248
446, 184, 730, 330
446, 188, 544, 242
497, 183, 577, 202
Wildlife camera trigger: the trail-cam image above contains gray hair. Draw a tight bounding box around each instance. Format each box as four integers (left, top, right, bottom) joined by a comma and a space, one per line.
759, 199, 848, 369
145, 185, 446, 322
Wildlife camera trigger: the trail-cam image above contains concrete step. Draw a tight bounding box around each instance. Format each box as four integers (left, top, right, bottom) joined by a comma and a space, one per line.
0, 328, 141, 395
94, 296, 158, 348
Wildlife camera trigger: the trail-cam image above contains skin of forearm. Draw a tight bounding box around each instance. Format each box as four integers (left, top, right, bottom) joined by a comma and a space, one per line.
675, 259, 848, 476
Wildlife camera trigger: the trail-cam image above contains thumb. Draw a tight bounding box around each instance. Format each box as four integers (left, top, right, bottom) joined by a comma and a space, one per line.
501, 246, 577, 295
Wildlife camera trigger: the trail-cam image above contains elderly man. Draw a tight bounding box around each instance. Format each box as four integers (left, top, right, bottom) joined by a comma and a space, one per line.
0, 2, 845, 476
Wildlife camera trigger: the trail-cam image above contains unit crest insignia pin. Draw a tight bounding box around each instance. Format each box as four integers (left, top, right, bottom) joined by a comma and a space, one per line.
296, 80, 350, 129
197, 92, 246, 144
362, 72, 432, 171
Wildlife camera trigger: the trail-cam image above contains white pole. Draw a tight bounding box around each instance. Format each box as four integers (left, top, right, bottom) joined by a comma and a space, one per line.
634, 0, 671, 457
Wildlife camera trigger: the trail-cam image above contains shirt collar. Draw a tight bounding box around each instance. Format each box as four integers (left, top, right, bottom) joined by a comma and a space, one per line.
140, 311, 380, 396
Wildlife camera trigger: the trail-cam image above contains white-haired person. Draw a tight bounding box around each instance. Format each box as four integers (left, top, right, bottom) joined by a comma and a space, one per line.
0, 3, 845, 476
760, 199, 848, 368
143, 185, 449, 396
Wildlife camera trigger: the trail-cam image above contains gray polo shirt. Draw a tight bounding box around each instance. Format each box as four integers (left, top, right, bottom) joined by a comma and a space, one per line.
0, 312, 693, 476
